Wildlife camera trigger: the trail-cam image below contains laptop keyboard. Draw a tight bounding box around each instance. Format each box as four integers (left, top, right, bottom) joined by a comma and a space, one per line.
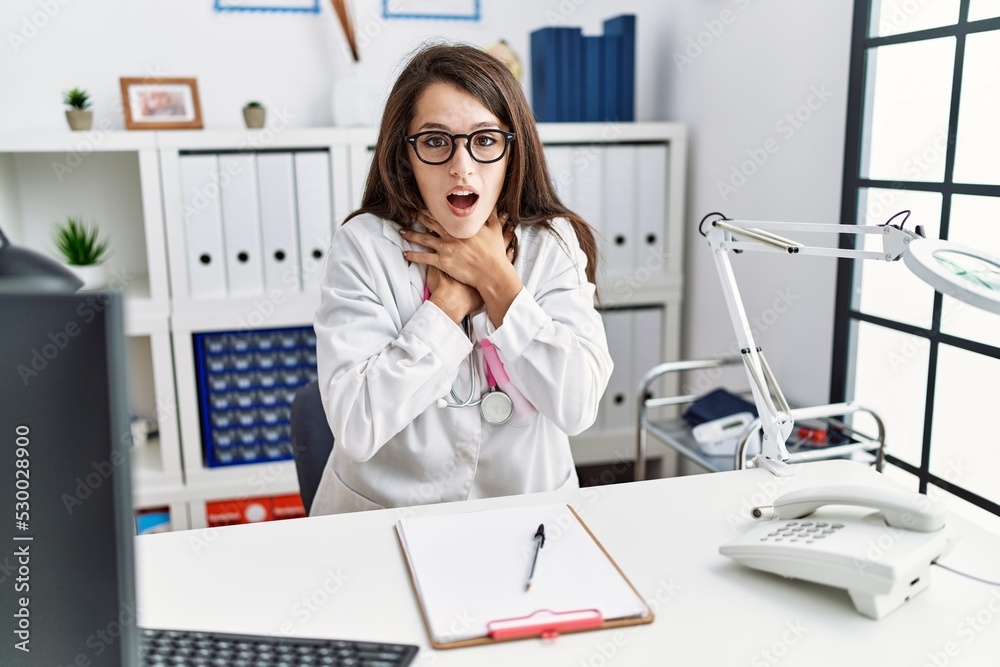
140, 628, 419, 666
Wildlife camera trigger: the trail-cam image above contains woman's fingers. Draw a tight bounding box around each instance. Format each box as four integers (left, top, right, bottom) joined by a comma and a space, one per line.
417, 211, 447, 237
403, 250, 439, 268
400, 228, 441, 251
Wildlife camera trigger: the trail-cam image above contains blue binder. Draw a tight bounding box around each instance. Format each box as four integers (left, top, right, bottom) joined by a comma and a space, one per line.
582, 36, 605, 122
603, 14, 636, 121
530, 27, 561, 122
603, 33, 623, 122
562, 27, 583, 122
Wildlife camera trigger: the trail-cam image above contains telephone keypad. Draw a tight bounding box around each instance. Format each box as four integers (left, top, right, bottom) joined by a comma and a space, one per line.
757, 520, 846, 544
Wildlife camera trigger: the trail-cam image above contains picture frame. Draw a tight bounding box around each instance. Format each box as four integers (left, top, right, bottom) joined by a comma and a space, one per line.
119, 77, 204, 130
383, 0, 480, 21
214, 0, 319, 13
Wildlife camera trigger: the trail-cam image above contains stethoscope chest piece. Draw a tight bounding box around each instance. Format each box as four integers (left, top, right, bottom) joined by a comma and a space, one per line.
480, 389, 513, 425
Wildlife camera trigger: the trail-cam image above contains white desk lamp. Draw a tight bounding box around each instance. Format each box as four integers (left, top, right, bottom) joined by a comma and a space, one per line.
701, 210, 1000, 477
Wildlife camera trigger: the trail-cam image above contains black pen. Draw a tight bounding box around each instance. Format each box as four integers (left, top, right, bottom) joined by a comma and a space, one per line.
524, 524, 545, 592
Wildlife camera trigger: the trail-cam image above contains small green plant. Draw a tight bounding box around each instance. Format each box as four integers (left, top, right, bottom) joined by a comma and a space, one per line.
53, 217, 109, 266
63, 88, 92, 111
245, 100, 263, 108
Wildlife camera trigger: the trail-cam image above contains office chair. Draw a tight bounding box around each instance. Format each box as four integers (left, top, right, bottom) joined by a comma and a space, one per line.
290, 380, 334, 514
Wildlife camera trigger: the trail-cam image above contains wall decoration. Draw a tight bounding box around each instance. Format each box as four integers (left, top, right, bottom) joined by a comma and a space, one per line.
383, 0, 480, 21
120, 78, 204, 130
214, 0, 320, 12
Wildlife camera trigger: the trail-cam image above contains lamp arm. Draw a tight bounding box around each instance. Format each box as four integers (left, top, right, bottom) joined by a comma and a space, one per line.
702, 215, 922, 476
706, 225, 797, 475
713, 219, 922, 261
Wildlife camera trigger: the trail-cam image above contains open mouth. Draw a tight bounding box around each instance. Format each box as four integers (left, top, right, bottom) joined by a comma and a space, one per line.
447, 191, 479, 211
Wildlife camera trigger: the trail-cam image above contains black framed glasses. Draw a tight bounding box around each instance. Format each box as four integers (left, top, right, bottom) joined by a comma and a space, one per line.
404, 129, 516, 165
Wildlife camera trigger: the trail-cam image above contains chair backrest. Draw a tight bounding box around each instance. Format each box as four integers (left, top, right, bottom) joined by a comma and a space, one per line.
290, 380, 334, 514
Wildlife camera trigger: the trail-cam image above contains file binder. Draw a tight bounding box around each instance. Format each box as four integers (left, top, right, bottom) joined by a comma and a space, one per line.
544, 145, 574, 210
179, 155, 228, 298
530, 27, 562, 122
635, 145, 668, 270
572, 144, 605, 238
562, 27, 583, 123
633, 307, 663, 403
219, 153, 265, 295
581, 35, 605, 122
600, 309, 634, 430
256, 152, 302, 292
603, 15, 636, 121
603, 145, 635, 272
602, 33, 623, 122
293, 151, 334, 294
396, 503, 653, 649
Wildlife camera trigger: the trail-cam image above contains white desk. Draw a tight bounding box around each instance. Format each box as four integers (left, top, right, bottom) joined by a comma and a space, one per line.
136, 461, 1000, 666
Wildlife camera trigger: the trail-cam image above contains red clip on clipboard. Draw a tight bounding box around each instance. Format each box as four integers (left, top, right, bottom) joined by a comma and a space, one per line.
487, 609, 604, 640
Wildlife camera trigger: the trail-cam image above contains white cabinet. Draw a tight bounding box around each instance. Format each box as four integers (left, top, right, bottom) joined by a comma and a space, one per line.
0, 132, 185, 527
0, 123, 686, 529
535, 124, 687, 468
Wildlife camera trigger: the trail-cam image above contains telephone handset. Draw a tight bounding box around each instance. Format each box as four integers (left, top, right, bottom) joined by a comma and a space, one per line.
720, 485, 960, 619
750, 485, 947, 532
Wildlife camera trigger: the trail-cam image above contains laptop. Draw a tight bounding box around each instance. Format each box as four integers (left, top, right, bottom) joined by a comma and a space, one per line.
0, 291, 417, 666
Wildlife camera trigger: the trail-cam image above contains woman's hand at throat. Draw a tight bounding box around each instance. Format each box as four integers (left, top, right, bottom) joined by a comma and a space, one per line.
403, 209, 522, 328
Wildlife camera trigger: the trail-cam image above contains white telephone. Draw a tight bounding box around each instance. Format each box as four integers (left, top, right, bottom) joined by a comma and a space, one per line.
719, 485, 960, 619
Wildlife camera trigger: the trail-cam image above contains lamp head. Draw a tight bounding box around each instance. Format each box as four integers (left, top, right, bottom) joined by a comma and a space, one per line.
903, 238, 1000, 315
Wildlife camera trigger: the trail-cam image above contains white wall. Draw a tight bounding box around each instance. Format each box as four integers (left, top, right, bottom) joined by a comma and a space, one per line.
1, 0, 854, 405
663, 2, 854, 407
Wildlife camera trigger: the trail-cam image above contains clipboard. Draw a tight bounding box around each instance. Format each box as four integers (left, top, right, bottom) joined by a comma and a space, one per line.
395, 503, 654, 649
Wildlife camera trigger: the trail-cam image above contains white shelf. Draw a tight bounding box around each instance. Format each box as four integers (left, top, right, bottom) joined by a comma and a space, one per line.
183, 460, 300, 503
121, 277, 169, 335
0, 130, 158, 153
155, 128, 350, 151
597, 277, 683, 309
132, 438, 186, 507
538, 121, 687, 144
170, 292, 320, 332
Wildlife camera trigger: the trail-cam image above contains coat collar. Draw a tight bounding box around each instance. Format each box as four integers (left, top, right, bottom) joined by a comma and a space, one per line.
382, 218, 428, 309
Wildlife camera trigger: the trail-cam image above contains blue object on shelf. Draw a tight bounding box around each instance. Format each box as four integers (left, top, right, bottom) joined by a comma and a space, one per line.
562, 27, 583, 123
530, 27, 562, 122
582, 36, 605, 123
603, 14, 636, 122
136, 510, 171, 535
193, 326, 319, 468
602, 33, 623, 122
683, 389, 758, 427
531, 14, 635, 123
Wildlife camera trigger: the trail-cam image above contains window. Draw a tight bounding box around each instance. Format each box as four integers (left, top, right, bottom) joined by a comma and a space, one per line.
834, 0, 1000, 528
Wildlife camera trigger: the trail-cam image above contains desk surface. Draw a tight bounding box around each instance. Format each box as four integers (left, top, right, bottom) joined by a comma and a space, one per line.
137, 461, 1000, 666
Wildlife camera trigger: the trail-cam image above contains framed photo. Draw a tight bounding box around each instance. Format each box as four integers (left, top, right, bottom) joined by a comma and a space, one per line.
383, 0, 480, 21
120, 77, 203, 130
214, 0, 319, 12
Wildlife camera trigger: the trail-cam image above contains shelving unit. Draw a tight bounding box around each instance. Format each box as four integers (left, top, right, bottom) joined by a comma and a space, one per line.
0, 132, 183, 527
0, 122, 687, 529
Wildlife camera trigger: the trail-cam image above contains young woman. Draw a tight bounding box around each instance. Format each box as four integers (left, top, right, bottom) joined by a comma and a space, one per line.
310, 43, 612, 515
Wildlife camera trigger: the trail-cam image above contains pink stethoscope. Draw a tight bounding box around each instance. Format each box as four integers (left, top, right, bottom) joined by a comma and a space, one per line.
423, 285, 532, 425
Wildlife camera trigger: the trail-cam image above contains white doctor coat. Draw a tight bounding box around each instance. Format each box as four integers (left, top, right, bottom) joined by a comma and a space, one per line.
310, 213, 612, 515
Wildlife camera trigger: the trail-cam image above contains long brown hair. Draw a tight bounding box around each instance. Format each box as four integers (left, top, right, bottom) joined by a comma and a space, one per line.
346, 42, 599, 284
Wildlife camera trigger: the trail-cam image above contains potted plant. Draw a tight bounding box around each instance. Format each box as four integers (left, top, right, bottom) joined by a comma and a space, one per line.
243, 100, 266, 129
63, 88, 93, 131
53, 217, 110, 290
